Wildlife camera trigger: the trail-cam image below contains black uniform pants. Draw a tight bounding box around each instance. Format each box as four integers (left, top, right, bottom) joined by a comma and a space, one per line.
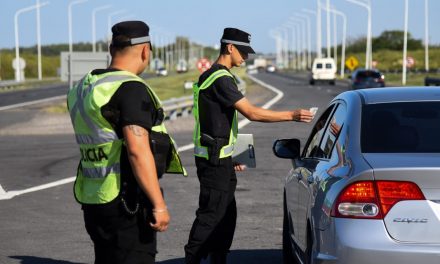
185, 157, 237, 264
83, 198, 157, 264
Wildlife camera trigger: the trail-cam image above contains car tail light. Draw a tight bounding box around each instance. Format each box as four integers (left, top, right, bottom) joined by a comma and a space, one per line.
331, 181, 425, 219
376, 181, 425, 216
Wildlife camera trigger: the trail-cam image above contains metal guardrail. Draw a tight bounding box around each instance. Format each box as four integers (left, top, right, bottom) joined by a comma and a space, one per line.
162, 75, 246, 121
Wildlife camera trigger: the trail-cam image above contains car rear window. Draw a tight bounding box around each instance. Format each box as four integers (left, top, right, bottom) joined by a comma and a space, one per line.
357, 71, 381, 79
362, 102, 440, 153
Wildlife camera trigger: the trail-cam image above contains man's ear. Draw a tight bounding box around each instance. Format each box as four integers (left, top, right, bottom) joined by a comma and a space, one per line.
141, 44, 149, 61
227, 44, 234, 54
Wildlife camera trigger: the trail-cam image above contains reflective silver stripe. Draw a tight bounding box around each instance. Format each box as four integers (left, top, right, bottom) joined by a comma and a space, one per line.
194, 144, 235, 157
222, 144, 235, 156
82, 164, 121, 178
131, 36, 150, 45
194, 146, 208, 156
72, 74, 143, 144
75, 133, 119, 145
221, 39, 251, 47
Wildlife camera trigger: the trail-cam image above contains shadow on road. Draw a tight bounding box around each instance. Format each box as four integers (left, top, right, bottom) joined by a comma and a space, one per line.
9, 256, 84, 264
157, 249, 282, 264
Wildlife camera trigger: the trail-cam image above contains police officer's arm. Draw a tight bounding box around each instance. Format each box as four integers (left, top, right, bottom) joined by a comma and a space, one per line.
234, 97, 314, 123
123, 124, 169, 232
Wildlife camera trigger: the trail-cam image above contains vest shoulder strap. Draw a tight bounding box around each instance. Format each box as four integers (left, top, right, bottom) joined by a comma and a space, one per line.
198, 69, 235, 90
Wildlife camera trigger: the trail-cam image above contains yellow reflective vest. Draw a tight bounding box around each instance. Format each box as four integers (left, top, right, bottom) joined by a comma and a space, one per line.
193, 69, 238, 159
67, 70, 186, 204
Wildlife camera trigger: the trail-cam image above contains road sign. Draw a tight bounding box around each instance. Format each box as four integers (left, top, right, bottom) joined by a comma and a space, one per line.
406, 56, 415, 68
12, 57, 26, 70
345, 56, 359, 71
197, 58, 211, 73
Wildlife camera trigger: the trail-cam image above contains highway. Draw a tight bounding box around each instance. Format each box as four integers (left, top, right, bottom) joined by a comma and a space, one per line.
0, 71, 348, 264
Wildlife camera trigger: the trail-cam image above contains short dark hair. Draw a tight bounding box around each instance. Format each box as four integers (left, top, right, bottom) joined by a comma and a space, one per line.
109, 35, 131, 55
220, 43, 230, 55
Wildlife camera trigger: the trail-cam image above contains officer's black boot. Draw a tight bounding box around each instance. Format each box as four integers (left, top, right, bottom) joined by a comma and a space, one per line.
209, 252, 227, 264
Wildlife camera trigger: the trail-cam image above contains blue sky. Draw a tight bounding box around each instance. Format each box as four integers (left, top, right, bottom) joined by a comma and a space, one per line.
1, 0, 439, 53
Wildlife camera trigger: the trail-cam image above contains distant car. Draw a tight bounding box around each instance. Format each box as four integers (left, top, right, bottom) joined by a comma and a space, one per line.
309, 58, 337, 85
156, 67, 168, 76
349, 69, 385, 89
273, 87, 440, 264
266, 65, 276, 73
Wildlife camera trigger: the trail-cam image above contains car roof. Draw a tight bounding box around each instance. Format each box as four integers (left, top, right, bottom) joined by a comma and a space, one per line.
336, 87, 440, 105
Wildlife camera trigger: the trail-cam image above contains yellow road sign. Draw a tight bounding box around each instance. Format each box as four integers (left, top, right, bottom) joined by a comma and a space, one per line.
345, 56, 359, 71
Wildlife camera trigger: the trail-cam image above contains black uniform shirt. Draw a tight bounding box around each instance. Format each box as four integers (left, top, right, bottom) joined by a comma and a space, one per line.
198, 64, 244, 139
196, 64, 243, 190
94, 68, 157, 205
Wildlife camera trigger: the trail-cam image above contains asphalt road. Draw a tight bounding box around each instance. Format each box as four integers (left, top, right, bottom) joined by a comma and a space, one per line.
0, 71, 348, 264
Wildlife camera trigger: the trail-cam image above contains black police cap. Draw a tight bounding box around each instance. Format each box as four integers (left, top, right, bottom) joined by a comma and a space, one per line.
221, 27, 255, 54
111, 20, 151, 48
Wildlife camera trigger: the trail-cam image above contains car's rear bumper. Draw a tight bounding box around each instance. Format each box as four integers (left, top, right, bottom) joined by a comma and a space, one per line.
313, 219, 440, 264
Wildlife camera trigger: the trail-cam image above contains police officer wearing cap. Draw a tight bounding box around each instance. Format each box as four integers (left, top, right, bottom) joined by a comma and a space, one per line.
67, 21, 185, 264
184, 28, 314, 264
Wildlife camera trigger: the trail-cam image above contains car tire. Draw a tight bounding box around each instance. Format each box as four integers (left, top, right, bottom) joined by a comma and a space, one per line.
329, 80, 335, 85
309, 80, 315, 85
283, 192, 298, 264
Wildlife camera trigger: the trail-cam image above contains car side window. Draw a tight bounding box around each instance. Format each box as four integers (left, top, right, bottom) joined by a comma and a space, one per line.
319, 103, 347, 159
303, 105, 336, 158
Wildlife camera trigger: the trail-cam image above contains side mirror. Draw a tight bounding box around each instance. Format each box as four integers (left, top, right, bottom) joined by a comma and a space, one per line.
273, 139, 301, 159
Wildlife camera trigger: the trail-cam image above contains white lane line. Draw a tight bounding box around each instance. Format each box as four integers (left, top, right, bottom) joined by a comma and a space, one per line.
0, 74, 284, 200
0, 95, 67, 111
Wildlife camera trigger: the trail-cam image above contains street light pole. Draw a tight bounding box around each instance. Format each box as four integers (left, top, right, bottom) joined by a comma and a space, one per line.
323, 6, 347, 77
402, 0, 408, 85
269, 29, 283, 69
302, 9, 318, 62
346, 0, 372, 69
284, 23, 298, 69
317, 0, 322, 58
14, 1, 49, 82
295, 13, 312, 69
290, 18, 307, 69
326, 0, 331, 58
68, 0, 89, 54
36, 0, 42, 80
107, 10, 128, 45
92, 5, 112, 53
425, 0, 429, 72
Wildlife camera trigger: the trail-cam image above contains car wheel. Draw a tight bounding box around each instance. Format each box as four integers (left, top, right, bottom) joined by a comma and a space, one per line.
283, 192, 298, 264
309, 80, 315, 85
329, 80, 335, 85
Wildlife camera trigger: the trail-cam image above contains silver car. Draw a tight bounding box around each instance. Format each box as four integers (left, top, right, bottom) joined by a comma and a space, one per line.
273, 87, 440, 264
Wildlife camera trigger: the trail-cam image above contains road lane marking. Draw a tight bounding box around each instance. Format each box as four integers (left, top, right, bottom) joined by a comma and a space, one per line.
0, 95, 67, 111
0, 74, 284, 200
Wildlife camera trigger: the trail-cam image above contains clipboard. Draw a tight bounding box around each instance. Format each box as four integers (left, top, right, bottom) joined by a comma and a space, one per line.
232, 134, 256, 168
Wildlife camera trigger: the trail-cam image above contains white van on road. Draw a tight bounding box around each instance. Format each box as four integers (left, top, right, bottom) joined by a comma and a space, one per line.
309, 58, 336, 85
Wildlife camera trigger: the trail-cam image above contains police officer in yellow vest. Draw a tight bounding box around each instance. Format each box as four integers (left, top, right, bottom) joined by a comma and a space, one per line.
67, 21, 185, 264
184, 28, 314, 264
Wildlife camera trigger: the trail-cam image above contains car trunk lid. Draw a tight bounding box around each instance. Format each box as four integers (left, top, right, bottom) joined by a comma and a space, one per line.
363, 153, 440, 243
